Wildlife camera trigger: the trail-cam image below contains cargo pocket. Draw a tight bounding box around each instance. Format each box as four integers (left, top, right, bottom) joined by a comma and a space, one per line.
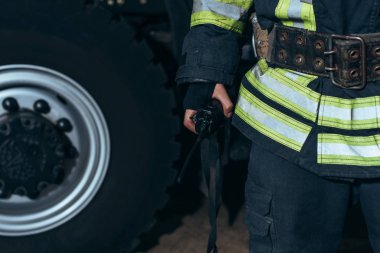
245, 182, 274, 253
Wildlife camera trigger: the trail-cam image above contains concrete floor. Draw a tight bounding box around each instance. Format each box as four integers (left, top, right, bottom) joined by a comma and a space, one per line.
139, 201, 372, 253
147, 202, 248, 253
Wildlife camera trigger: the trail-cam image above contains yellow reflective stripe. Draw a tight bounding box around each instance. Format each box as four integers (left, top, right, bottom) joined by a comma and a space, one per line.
275, 0, 293, 27
255, 60, 319, 100
300, 0, 316, 31
214, 0, 253, 10
236, 85, 312, 151
276, 69, 317, 86
319, 133, 380, 146
286, 70, 318, 81
240, 86, 311, 133
191, 11, 245, 33
318, 96, 380, 130
246, 59, 319, 122
266, 68, 319, 102
275, 0, 316, 31
257, 58, 269, 73
257, 59, 318, 86
317, 155, 380, 166
256, 65, 380, 130
318, 117, 380, 130
191, 0, 252, 32
246, 67, 318, 121
236, 107, 304, 151
322, 95, 380, 109
318, 134, 380, 166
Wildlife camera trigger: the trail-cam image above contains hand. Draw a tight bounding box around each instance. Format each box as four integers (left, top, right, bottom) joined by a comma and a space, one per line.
211, 83, 234, 118
183, 83, 233, 134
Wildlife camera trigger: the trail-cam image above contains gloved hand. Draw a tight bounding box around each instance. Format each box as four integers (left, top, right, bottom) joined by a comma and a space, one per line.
183, 83, 233, 134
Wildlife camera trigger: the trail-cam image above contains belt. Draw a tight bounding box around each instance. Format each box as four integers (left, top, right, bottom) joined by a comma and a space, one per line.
264, 24, 380, 89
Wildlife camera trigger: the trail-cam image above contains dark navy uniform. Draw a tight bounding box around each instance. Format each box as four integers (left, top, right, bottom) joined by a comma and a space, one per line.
177, 1, 380, 251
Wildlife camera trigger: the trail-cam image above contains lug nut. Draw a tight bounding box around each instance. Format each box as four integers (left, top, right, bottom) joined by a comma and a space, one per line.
34, 99, 51, 114
57, 118, 73, 132
2, 97, 19, 112
37, 181, 48, 192
14, 187, 27, 196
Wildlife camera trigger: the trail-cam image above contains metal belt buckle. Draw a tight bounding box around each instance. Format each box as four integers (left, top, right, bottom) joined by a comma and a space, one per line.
324, 34, 367, 89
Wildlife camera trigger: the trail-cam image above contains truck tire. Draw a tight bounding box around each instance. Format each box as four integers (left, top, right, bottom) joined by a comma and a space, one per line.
0, 1, 179, 252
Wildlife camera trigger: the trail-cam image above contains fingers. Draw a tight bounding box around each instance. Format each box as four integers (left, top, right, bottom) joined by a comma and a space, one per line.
183, 109, 197, 134
212, 83, 234, 118
183, 83, 233, 134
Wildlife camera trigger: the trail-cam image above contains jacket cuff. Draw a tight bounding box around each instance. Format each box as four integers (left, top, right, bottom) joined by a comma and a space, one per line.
175, 24, 241, 86
183, 82, 216, 110
176, 65, 236, 86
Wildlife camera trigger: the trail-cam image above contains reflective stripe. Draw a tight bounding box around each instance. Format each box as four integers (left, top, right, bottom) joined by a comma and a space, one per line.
275, 0, 316, 31
248, 61, 380, 129
214, 0, 253, 10
288, 0, 303, 28
318, 96, 380, 130
284, 71, 302, 81
246, 65, 319, 121
191, 11, 245, 32
191, 0, 253, 33
248, 61, 380, 130
318, 134, 380, 166
260, 60, 319, 95
322, 95, 380, 108
236, 86, 312, 151
283, 69, 318, 81
193, 0, 247, 20
275, 0, 292, 26
300, 0, 316, 30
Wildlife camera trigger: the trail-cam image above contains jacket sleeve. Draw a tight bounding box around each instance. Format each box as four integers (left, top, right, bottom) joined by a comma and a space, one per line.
176, 0, 254, 86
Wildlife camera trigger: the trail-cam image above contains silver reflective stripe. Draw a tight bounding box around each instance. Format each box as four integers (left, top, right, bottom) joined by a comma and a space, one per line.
318, 134, 380, 166
318, 143, 380, 158
288, 0, 305, 28
284, 71, 300, 80
276, 0, 316, 31
237, 96, 309, 144
193, 0, 247, 20
252, 67, 319, 119
319, 104, 380, 121
301, 0, 312, 3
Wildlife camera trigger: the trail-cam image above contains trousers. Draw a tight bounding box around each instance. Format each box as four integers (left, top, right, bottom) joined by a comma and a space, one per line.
246, 144, 380, 253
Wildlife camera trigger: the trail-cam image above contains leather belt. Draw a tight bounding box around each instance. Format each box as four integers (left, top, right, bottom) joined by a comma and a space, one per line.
266, 24, 380, 89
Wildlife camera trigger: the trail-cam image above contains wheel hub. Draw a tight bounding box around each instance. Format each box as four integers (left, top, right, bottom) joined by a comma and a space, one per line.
0, 103, 78, 199
0, 65, 110, 237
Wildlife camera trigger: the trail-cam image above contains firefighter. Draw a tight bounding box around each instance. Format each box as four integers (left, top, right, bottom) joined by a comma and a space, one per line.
176, 0, 380, 252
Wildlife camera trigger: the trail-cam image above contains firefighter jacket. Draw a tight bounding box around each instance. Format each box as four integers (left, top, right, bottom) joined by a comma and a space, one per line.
176, 0, 380, 179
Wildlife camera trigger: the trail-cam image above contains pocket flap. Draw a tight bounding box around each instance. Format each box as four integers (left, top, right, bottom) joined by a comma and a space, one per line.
246, 211, 271, 237
246, 182, 272, 216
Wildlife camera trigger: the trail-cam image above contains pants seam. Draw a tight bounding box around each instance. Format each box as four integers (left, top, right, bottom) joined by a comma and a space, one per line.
270, 181, 278, 253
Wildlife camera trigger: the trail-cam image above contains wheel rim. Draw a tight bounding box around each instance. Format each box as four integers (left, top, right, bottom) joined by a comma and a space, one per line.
0, 65, 110, 236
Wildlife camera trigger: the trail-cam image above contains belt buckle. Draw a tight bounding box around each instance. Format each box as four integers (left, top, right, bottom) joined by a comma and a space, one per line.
324, 34, 367, 89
